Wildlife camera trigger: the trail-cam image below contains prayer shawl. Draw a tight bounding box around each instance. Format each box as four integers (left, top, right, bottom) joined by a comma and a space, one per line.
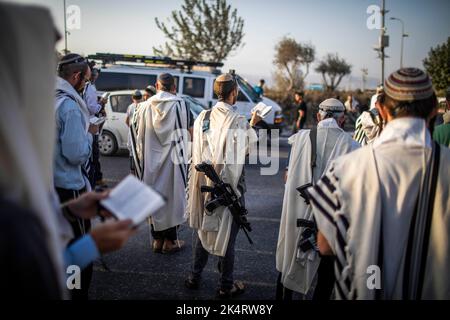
308, 118, 450, 300
186, 102, 258, 257
276, 118, 359, 294
54, 76, 92, 192
135, 91, 189, 231
353, 109, 382, 146
55, 76, 90, 131
0, 3, 67, 298
130, 101, 144, 178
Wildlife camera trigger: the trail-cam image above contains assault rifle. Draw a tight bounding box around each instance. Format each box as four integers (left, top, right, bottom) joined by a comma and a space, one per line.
195, 162, 253, 244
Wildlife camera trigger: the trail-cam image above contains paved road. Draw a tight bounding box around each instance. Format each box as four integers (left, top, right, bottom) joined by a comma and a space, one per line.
90, 138, 290, 300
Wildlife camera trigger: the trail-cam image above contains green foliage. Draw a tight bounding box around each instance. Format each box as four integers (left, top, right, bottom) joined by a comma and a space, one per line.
154, 0, 244, 62
423, 37, 450, 94
315, 53, 352, 92
273, 37, 315, 92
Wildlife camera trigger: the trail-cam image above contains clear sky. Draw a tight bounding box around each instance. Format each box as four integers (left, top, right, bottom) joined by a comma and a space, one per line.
12, 0, 450, 89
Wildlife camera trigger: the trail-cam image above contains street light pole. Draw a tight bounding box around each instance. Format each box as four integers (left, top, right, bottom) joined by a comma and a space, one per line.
379, 0, 390, 85
390, 17, 408, 69
63, 0, 68, 54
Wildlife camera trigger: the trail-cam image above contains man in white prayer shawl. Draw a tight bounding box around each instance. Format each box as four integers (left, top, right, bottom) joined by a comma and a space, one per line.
308, 68, 450, 300
184, 73, 261, 299
135, 73, 192, 254
276, 98, 359, 300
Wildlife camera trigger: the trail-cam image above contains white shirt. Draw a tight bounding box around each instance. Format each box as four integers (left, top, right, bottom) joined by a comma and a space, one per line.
83, 83, 102, 115
370, 94, 378, 110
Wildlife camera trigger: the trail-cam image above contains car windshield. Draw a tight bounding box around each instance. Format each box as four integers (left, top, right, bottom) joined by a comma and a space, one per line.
236, 75, 262, 103
183, 96, 206, 116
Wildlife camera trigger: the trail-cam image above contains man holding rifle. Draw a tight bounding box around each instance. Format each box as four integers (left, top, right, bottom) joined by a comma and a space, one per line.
185, 72, 262, 299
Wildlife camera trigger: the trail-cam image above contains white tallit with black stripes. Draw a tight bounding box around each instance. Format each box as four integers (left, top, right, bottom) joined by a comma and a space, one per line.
276, 118, 359, 295
186, 102, 258, 257
135, 91, 189, 232
308, 118, 450, 300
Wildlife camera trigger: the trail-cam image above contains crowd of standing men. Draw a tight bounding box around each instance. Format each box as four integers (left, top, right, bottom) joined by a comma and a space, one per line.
1, 2, 449, 301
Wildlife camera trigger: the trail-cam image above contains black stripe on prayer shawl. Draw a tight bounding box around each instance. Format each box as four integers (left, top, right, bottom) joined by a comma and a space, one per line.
418, 142, 440, 298
309, 193, 335, 226
403, 197, 419, 298
184, 100, 190, 129
314, 185, 338, 211
354, 117, 366, 145
334, 260, 352, 292
339, 214, 349, 230
175, 103, 187, 188
321, 175, 337, 193
403, 142, 441, 300
335, 278, 348, 300
311, 173, 354, 300
129, 123, 143, 180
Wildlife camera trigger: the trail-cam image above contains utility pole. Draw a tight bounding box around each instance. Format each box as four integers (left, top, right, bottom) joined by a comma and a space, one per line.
63, 0, 68, 54
390, 17, 408, 69
380, 0, 388, 85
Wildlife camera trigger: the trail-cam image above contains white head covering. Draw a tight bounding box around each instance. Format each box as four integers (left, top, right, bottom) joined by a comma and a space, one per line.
318, 98, 345, 120
0, 3, 66, 298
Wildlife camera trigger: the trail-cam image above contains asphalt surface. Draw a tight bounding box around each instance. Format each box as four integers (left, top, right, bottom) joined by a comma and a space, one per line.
89, 137, 290, 300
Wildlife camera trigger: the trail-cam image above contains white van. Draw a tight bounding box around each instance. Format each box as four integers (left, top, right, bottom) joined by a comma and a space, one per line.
91, 54, 284, 131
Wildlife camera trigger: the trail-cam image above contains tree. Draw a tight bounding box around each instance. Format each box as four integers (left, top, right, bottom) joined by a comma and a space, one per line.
423, 37, 449, 94
315, 53, 352, 91
273, 37, 315, 92
154, 0, 244, 62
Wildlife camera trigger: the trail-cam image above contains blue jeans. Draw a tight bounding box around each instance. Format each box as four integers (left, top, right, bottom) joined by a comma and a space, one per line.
190, 219, 240, 291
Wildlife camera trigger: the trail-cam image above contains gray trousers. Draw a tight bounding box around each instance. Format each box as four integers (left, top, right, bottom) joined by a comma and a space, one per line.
190, 169, 246, 291
190, 219, 240, 291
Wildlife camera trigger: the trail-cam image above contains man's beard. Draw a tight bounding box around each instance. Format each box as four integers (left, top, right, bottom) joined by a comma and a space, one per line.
74, 78, 84, 93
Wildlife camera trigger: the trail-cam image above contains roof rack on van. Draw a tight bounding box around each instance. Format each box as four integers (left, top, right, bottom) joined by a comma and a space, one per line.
87, 53, 223, 73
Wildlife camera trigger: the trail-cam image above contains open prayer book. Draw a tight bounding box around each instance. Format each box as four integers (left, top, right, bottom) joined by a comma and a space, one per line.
100, 175, 166, 226
89, 116, 106, 126
251, 102, 273, 119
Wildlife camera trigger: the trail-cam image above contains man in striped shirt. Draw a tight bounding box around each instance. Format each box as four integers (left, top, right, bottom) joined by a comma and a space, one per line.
308, 68, 450, 300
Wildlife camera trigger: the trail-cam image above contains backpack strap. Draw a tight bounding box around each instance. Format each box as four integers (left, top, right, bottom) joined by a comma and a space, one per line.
309, 127, 318, 173
202, 109, 212, 132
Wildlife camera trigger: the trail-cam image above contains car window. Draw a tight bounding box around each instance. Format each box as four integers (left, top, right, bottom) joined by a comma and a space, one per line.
182, 77, 205, 98
96, 72, 157, 91
237, 91, 249, 102
236, 76, 261, 103
110, 95, 132, 113
183, 96, 205, 116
